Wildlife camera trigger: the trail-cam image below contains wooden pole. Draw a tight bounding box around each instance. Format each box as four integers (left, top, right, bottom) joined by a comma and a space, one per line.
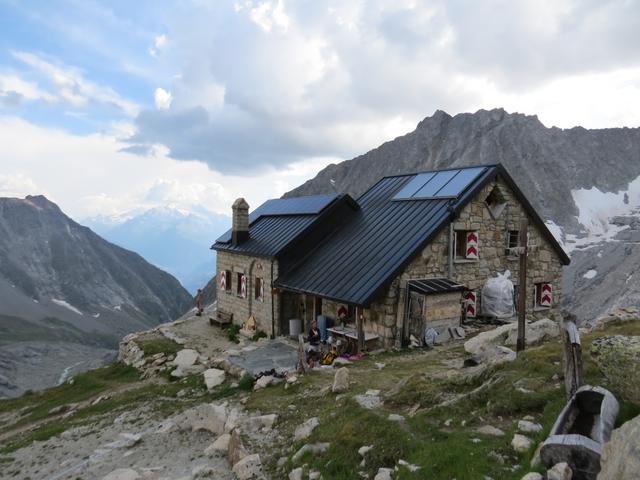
356, 306, 365, 352
517, 219, 528, 353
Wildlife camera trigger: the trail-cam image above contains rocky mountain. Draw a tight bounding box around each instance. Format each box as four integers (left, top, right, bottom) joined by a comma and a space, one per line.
286, 108, 640, 321
0, 195, 193, 396
84, 206, 229, 294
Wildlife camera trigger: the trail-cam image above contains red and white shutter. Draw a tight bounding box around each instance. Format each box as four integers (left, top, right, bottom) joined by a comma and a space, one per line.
240, 275, 247, 298
219, 271, 226, 290
466, 231, 479, 259
540, 283, 552, 307
464, 291, 477, 318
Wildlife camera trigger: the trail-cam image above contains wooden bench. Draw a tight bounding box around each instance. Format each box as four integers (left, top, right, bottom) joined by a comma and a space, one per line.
210, 311, 233, 329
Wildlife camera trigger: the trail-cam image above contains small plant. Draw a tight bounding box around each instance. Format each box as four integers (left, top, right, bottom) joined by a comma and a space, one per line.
137, 337, 181, 357
238, 373, 255, 391
227, 324, 241, 343
251, 330, 268, 341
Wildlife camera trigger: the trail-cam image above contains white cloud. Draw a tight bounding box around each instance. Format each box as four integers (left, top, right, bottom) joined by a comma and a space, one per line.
0, 73, 57, 104
11, 50, 139, 116
0, 115, 335, 220
154, 34, 168, 49
154, 88, 173, 110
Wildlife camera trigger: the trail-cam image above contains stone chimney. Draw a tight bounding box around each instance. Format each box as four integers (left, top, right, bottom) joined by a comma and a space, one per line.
232, 198, 250, 245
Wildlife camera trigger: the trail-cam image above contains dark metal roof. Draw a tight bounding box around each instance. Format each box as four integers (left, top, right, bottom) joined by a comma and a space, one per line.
408, 278, 465, 295
212, 194, 355, 258
276, 163, 569, 306
215, 194, 338, 244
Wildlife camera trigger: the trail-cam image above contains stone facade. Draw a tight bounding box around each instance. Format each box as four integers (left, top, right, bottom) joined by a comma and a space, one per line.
216, 251, 279, 337
217, 176, 565, 348
357, 176, 565, 347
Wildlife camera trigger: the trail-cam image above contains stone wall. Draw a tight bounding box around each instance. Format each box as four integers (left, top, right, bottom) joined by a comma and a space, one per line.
362, 176, 565, 347
216, 251, 279, 337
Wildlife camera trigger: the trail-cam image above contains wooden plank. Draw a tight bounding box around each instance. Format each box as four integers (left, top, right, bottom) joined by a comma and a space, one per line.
517, 219, 528, 352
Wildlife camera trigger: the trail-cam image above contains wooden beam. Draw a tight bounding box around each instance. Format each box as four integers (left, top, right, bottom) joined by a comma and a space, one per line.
356, 306, 365, 352
517, 219, 528, 353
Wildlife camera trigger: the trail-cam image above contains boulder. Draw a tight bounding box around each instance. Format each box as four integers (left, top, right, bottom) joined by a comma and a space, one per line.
228, 428, 249, 466
224, 407, 241, 433
518, 420, 543, 434
308, 471, 321, 480
203, 368, 226, 390
354, 389, 382, 410
511, 433, 533, 453
204, 433, 231, 455
598, 414, 640, 479
292, 443, 330, 463
232, 454, 263, 480
465, 319, 559, 355
289, 467, 304, 480
476, 425, 505, 437
102, 469, 140, 480
254, 375, 274, 390
591, 335, 640, 405
171, 364, 205, 378
388, 414, 405, 422
521, 474, 543, 480
172, 349, 200, 367
294, 417, 319, 442
374, 467, 394, 480
185, 403, 227, 435
332, 368, 349, 393
249, 414, 278, 430
547, 462, 572, 480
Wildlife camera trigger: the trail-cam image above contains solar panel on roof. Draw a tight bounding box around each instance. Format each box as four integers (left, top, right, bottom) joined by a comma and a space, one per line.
391, 172, 436, 199
393, 167, 487, 201
434, 167, 486, 197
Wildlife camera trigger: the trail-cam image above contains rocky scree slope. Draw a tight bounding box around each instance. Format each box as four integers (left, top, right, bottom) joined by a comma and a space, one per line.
0, 195, 193, 396
286, 108, 640, 320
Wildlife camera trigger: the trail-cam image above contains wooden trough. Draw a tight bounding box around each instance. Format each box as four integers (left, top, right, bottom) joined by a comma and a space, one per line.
540, 385, 619, 480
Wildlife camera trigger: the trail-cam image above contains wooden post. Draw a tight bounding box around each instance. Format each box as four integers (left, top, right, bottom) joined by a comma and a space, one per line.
356, 306, 364, 352
517, 219, 528, 353
562, 318, 583, 399
297, 333, 307, 374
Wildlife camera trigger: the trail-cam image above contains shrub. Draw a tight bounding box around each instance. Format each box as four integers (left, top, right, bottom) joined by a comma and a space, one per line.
227, 324, 241, 343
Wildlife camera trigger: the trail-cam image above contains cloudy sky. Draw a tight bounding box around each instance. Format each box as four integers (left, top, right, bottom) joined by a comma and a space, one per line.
1, 0, 639, 220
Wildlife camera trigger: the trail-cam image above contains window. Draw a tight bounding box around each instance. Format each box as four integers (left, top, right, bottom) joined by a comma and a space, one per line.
534, 282, 552, 309
237, 273, 246, 298
255, 277, 264, 302
506, 230, 519, 255
454, 230, 479, 260
485, 186, 507, 219
225, 270, 232, 293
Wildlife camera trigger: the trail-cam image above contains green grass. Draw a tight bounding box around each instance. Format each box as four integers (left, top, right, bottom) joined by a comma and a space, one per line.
227, 324, 241, 343
245, 319, 640, 480
136, 337, 182, 357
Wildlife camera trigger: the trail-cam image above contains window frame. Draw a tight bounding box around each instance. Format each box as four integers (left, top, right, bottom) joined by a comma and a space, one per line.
255, 276, 264, 302
224, 269, 232, 293
454, 230, 478, 262
534, 282, 551, 310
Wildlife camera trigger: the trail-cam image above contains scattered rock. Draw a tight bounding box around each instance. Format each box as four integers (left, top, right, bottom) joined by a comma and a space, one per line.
286, 375, 298, 384
224, 408, 241, 433
171, 364, 205, 378
48, 403, 78, 415
289, 467, 304, 480
172, 349, 200, 367
591, 335, 640, 405
292, 443, 330, 463
185, 403, 226, 435
375, 362, 386, 369
388, 414, 404, 422
547, 462, 572, 480
374, 467, 394, 480
102, 469, 140, 480
598, 414, 640, 479
204, 433, 231, 455
105, 433, 141, 449
250, 414, 278, 430
521, 473, 543, 480
254, 375, 274, 390
397, 459, 420, 472
518, 420, 543, 434
465, 319, 559, 356
294, 417, 319, 442
232, 453, 263, 480
228, 428, 249, 466
192, 465, 222, 478
332, 358, 351, 366
511, 434, 533, 453
308, 470, 321, 480
354, 389, 382, 409
476, 425, 505, 437
332, 368, 349, 393
203, 368, 226, 390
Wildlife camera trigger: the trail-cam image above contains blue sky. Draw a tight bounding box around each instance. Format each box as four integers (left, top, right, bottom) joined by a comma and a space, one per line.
1, 0, 640, 219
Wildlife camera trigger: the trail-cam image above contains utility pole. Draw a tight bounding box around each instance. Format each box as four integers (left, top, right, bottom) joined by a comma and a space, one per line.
517, 219, 528, 353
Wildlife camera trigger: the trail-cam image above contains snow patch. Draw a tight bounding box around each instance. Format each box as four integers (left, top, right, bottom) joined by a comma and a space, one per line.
545, 220, 565, 246
92, 313, 100, 318
583, 270, 597, 279
113, 305, 122, 311
51, 299, 83, 315
569, 175, 640, 251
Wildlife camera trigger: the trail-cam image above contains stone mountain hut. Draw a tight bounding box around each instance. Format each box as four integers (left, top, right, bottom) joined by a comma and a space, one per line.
212, 164, 570, 349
